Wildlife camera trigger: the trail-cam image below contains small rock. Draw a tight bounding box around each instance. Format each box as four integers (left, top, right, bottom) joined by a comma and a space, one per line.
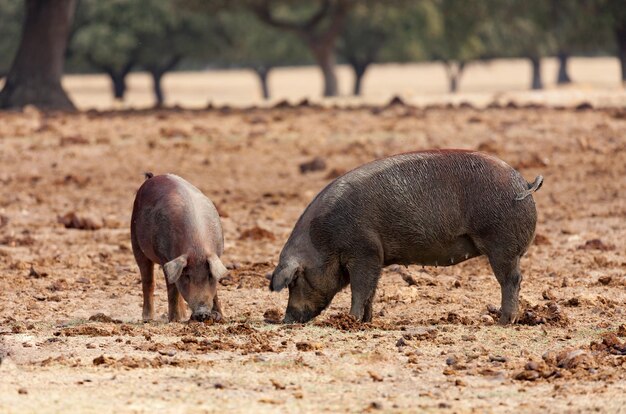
489, 355, 507, 363
18, 388, 28, 395
577, 239, 614, 251
299, 157, 326, 174
525, 360, 540, 371
598, 276, 612, 286
515, 370, 540, 381
396, 337, 408, 347
58, 212, 103, 230
446, 356, 458, 366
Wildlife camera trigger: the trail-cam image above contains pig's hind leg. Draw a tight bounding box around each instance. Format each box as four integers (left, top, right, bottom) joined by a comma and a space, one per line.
346, 252, 383, 322
488, 255, 523, 325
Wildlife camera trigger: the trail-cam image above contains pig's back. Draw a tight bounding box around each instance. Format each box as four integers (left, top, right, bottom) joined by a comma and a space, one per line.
132, 174, 223, 262
300, 151, 534, 258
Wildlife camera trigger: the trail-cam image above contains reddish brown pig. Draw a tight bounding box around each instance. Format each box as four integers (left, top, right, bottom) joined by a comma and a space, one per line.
269, 150, 543, 325
131, 173, 228, 322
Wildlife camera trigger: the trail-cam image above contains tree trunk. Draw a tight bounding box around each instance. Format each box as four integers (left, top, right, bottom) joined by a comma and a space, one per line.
616, 26, 626, 85
104, 63, 133, 101
254, 67, 271, 100
350, 61, 368, 96
0, 0, 76, 110
311, 44, 339, 97
443, 61, 466, 93
556, 52, 571, 84
146, 56, 181, 107
151, 71, 164, 106
530, 56, 543, 90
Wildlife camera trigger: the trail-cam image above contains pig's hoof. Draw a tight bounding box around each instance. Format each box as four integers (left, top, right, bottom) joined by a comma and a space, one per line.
498, 314, 517, 325
210, 311, 223, 322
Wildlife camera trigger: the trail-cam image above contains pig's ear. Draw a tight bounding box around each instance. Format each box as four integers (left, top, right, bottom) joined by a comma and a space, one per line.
208, 255, 228, 281
270, 261, 301, 292
163, 255, 188, 284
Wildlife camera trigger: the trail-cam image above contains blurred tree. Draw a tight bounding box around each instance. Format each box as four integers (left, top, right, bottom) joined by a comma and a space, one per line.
0, 1, 23, 78
338, 3, 408, 95
419, 0, 489, 93
250, 0, 353, 97
598, 0, 626, 85
546, 0, 612, 85
0, 0, 76, 110
72, 0, 221, 105
482, 0, 555, 90
219, 11, 309, 99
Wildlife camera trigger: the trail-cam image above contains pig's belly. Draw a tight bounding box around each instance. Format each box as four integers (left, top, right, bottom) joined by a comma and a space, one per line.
383, 234, 482, 267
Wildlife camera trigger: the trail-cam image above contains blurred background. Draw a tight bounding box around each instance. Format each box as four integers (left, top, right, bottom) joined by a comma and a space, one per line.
0, 0, 625, 110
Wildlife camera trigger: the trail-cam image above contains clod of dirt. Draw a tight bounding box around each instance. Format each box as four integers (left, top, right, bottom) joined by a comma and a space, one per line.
617, 325, 626, 337
18, 388, 28, 395
325, 168, 346, 179
476, 139, 502, 155
93, 355, 116, 366
0, 215, 8, 228
513, 152, 549, 169
88, 313, 121, 324
295, 341, 322, 352
160, 127, 189, 139
263, 308, 282, 324
270, 379, 286, 390
556, 349, 592, 369
507, 302, 568, 326
443, 312, 472, 325
239, 226, 275, 241
63, 325, 118, 337
59, 135, 89, 146
299, 157, 327, 174
533, 233, 551, 246
368, 371, 384, 382
225, 323, 257, 336
590, 333, 626, 355
577, 239, 615, 251
598, 276, 612, 286
28, 266, 48, 278
387, 95, 405, 107
314, 313, 363, 331
58, 212, 103, 230
480, 314, 495, 325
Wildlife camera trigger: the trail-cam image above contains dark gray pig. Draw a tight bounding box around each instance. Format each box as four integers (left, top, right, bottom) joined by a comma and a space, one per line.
269, 150, 543, 325
131, 173, 228, 322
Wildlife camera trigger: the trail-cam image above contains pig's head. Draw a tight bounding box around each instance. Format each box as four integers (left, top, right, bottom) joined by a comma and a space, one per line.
269, 259, 335, 324
163, 253, 228, 321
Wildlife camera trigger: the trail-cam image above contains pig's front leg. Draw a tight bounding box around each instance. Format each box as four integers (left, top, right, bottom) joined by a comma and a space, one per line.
166, 284, 187, 322
347, 255, 382, 322
210, 294, 224, 322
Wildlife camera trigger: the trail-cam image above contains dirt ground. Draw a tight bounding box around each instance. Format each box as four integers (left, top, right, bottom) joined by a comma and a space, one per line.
0, 102, 625, 413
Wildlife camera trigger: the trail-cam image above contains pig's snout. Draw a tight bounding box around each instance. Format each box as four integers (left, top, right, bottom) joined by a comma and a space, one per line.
283, 307, 316, 324
191, 304, 212, 322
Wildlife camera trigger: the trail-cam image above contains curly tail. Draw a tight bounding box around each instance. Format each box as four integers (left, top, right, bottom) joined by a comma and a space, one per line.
144, 172, 154, 180
515, 175, 543, 201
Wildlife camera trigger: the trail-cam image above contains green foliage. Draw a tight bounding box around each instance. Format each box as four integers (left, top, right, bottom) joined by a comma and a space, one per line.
0, 0, 23, 76
217, 9, 309, 69
339, 2, 412, 65
70, 0, 221, 73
